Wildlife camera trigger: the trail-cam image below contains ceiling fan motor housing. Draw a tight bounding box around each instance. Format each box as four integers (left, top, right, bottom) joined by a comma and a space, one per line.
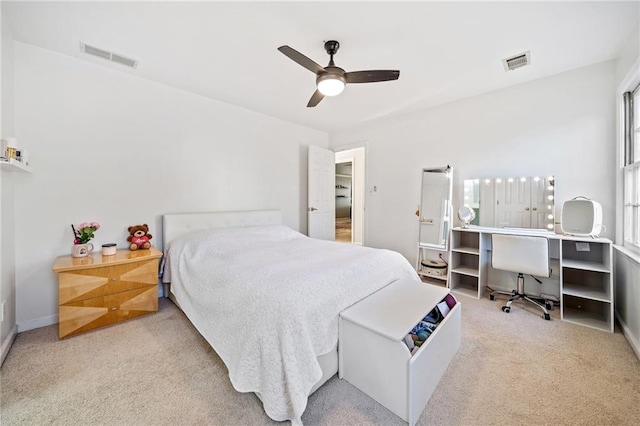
324, 40, 340, 56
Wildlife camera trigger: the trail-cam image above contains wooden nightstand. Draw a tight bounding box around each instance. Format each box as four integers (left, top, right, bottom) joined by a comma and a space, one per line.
52, 247, 162, 339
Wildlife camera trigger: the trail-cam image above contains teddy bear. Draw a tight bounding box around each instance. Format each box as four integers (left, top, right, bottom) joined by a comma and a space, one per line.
127, 224, 153, 251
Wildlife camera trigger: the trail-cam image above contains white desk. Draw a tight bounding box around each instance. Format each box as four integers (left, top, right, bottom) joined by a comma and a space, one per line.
448, 226, 614, 332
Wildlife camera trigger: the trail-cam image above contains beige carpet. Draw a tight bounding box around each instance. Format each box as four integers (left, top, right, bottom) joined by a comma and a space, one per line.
1, 295, 639, 425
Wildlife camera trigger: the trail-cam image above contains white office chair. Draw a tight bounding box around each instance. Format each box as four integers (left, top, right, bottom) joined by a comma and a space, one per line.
489, 233, 552, 321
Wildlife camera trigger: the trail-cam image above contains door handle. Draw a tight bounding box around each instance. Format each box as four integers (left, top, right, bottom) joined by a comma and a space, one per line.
525, 207, 530, 211
308, 207, 318, 212
532, 207, 537, 211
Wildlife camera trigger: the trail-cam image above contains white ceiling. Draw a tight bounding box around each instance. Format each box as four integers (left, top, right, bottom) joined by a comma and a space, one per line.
3, 1, 639, 134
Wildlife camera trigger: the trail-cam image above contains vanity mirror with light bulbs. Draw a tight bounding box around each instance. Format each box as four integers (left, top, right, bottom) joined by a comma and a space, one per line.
463, 175, 555, 231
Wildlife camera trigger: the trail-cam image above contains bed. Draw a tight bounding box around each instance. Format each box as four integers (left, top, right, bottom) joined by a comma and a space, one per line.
162, 210, 419, 424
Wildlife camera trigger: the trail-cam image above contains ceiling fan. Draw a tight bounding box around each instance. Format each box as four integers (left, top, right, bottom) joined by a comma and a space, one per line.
278, 40, 400, 107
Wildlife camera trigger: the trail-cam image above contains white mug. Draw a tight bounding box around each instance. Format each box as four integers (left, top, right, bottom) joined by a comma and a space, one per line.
72, 243, 94, 258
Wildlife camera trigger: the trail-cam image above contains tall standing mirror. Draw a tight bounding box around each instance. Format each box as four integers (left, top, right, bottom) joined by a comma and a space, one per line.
419, 166, 453, 249
463, 176, 555, 230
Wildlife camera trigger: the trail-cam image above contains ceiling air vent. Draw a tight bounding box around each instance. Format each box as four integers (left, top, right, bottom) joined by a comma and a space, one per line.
502, 51, 530, 71
80, 43, 138, 69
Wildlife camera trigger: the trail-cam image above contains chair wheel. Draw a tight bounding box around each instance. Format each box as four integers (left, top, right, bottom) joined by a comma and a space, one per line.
544, 313, 551, 321
490, 294, 495, 301
545, 301, 553, 310
502, 306, 510, 313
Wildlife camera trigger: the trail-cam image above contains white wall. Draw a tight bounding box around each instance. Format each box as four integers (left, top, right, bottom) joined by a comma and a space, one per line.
615, 19, 639, 89
615, 251, 640, 359
1, 9, 18, 364
13, 42, 328, 330
330, 60, 617, 265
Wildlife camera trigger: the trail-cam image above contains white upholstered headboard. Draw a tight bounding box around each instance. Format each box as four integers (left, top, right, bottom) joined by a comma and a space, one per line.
162, 210, 283, 253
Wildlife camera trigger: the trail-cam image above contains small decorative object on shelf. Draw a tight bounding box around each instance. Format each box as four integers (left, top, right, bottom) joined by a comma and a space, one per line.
0, 138, 7, 159
0, 137, 31, 173
420, 258, 448, 278
71, 221, 100, 258
127, 224, 153, 251
101, 243, 117, 256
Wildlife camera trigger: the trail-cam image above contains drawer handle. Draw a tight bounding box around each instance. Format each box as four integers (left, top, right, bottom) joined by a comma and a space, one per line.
111, 307, 117, 311
111, 278, 117, 281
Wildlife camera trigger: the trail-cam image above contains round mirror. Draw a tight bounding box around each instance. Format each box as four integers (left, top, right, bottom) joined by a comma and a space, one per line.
458, 206, 476, 228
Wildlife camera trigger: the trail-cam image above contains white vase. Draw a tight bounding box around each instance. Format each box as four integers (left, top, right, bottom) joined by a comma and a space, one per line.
72, 243, 94, 258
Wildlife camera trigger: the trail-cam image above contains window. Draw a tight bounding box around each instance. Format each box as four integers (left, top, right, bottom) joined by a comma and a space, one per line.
623, 85, 640, 252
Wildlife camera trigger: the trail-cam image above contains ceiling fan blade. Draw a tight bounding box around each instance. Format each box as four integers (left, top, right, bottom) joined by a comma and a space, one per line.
307, 90, 324, 108
278, 45, 325, 75
345, 70, 400, 84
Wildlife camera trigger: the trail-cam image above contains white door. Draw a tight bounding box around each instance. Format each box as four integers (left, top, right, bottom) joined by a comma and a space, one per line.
308, 145, 335, 240
530, 177, 550, 229
495, 179, 531, 228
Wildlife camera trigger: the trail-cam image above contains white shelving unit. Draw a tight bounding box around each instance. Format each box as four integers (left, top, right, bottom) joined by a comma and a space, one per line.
560, 238, 614, 333
448, 226, 614, 332
448, 229, 490, 299
0, 158, 31, 173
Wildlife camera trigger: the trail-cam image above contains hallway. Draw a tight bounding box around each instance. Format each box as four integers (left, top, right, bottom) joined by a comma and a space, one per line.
335, 217, 351, 243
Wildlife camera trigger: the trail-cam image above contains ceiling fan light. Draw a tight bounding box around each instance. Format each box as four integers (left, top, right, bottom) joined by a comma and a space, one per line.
317, 74, 346, 96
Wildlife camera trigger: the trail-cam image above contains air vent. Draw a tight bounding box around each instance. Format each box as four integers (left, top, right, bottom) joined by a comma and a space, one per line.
502, 51, 530, 71
80, 43, 138, 69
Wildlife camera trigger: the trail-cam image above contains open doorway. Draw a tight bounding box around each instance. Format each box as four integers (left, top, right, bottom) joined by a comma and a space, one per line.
335, 147, 365, 245
335, 162, 352, 243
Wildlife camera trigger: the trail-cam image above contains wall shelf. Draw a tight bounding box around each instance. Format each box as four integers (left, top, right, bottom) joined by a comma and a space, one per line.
0, 158, 32, 173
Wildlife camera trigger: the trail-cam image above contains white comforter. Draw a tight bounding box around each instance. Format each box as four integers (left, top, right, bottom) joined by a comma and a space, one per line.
166, 225, 419, 424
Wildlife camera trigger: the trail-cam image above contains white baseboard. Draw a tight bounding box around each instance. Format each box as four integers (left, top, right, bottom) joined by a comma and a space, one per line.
0, 324, 17, 366
17, 313, 58, 332
616, 311, 640, 361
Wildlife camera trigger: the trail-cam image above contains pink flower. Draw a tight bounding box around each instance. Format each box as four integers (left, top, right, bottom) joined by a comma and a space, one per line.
72, 221, 100, 244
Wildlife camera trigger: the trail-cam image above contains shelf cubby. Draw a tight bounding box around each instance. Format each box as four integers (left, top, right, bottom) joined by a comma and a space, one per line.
561, 240, 610, 272
449, 272, 478, 298
561, 268, 611, 302
451, 230, 480, 253
561, 294, 612, 332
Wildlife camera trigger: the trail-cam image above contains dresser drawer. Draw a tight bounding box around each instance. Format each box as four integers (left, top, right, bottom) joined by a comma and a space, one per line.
59, 258, 159, 305
59, 285, 158, 338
